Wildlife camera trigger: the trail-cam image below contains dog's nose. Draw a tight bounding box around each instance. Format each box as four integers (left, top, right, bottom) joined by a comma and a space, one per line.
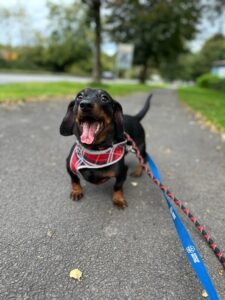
80, 100, 93, 111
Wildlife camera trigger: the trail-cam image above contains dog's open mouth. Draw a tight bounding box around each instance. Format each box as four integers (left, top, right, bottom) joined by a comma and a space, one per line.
79, 118, 103, 144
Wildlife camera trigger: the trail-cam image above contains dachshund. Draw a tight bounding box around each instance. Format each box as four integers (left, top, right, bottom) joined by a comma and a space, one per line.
60, 88, 151, 208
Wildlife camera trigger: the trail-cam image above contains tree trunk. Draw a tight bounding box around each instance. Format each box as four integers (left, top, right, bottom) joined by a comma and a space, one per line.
139, 61, 148, 84
92, 0, 101, 83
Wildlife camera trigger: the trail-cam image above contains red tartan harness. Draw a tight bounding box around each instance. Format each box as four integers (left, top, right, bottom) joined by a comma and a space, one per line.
70, 140, 127, 174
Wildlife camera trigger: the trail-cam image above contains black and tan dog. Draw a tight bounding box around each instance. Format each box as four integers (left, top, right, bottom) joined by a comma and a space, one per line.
60, 88, 151, 208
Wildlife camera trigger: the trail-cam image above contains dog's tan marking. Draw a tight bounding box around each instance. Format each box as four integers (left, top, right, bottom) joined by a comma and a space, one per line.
112, 190, 127, 209
70, 182, 83, 201
102, 169, 116, 178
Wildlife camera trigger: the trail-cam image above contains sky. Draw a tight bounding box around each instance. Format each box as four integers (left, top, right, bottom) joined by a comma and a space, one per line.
0, 0, 225, 55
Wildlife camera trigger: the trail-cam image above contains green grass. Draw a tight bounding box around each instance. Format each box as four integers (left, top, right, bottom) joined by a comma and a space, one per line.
178, 86, 225, 132
0, 81, 161, 102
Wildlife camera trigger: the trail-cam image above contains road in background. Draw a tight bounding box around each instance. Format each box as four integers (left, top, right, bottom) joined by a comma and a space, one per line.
0, 73, 90, 84
0, 72, 139, 84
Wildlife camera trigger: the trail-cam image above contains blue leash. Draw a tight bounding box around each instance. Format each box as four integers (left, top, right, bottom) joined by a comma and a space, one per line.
146, 153, 219, 300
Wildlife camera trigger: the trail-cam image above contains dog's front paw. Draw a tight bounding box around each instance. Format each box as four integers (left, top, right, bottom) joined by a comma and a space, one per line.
70, 190, 83, 201
112, 190, 127, 209
70, 182, 83, 201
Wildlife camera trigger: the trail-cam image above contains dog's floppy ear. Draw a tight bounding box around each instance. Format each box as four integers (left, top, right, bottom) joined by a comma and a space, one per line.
60, 100, 75, 136
113, 100, 124, 141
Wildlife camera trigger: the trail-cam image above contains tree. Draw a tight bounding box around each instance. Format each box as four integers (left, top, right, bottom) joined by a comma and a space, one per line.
82, 0, 102, 82
0, 6, 28, 47
206, 0, 225, 16
45, 2, 92, 72
159, 34, 225, 81
159, 52, 200, 81
196, 34, 225, 75
106, 0, 203, 83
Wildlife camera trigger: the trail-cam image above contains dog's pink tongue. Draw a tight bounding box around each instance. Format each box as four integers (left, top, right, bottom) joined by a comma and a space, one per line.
81, 122, 98, 144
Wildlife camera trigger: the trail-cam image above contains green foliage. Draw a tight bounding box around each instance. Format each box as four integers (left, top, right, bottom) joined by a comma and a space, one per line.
18, 43, 46, 70
160, 34, 225, 81
101, 53, 115, 72
106, 0, 202, 82
197, 73, 220, 88
0, 2, 94, 75
196, 34, 225, 75
178, 86, 225, 131
197, 73, 225, 91
159, 52, 198, 81
44, 2, 92, 72
66, 61, 92, 76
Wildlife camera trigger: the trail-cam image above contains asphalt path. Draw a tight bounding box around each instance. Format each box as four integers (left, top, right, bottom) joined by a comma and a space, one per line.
0, 90, 225, 299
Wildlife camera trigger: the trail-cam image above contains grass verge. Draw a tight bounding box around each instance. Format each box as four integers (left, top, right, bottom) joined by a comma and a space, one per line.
0, 81, 161, 103
178, 86, 225, 132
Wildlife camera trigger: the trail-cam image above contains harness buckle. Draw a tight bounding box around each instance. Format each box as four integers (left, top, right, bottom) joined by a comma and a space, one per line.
126, 144, 135, 153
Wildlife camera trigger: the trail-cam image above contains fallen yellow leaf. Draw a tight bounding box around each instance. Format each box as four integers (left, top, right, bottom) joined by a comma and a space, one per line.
69, 268, 82, 281
201, 289, 208, 298
219, 269, 224, 276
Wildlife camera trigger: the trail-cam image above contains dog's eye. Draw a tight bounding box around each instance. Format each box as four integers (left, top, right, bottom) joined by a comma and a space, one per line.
77, 93, 83, 100
101, 95, 108, 102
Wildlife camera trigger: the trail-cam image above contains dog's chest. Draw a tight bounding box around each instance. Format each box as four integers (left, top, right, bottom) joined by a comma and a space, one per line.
79, 167, 115, 185
69, 141, 126, 182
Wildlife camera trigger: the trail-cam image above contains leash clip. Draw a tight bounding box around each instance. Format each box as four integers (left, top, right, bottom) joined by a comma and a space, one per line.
126, 144, 135, 153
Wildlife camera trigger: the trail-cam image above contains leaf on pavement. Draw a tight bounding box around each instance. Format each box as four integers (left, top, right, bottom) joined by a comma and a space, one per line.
201, 289, 208, 298
47, 229, 55, 238
69, 268, 82, 281
219, 269, 224, 276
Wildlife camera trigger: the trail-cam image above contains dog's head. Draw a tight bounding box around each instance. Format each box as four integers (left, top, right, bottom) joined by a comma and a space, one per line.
60, 88, 124, 145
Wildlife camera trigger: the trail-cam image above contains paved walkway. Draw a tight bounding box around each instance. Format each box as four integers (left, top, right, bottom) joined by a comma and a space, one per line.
0, 90, 225, 299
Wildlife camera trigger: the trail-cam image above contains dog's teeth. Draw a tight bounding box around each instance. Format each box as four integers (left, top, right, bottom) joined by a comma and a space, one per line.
95, 123, 100, 134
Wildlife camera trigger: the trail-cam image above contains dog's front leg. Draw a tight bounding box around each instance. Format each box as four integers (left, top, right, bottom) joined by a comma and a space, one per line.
113, 164, 128, 209
68, 172, 83, 201
66, 149, 83, 201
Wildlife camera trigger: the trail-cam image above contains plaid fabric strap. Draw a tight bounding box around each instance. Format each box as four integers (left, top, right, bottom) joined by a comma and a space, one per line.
70, 140, 127, 174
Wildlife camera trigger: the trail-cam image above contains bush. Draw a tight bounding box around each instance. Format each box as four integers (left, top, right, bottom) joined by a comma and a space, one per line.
197, 73, 225, 91
66, 61, 92, 77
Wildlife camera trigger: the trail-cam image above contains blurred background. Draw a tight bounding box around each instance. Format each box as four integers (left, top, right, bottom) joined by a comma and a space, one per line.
0, 0, 225, 85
